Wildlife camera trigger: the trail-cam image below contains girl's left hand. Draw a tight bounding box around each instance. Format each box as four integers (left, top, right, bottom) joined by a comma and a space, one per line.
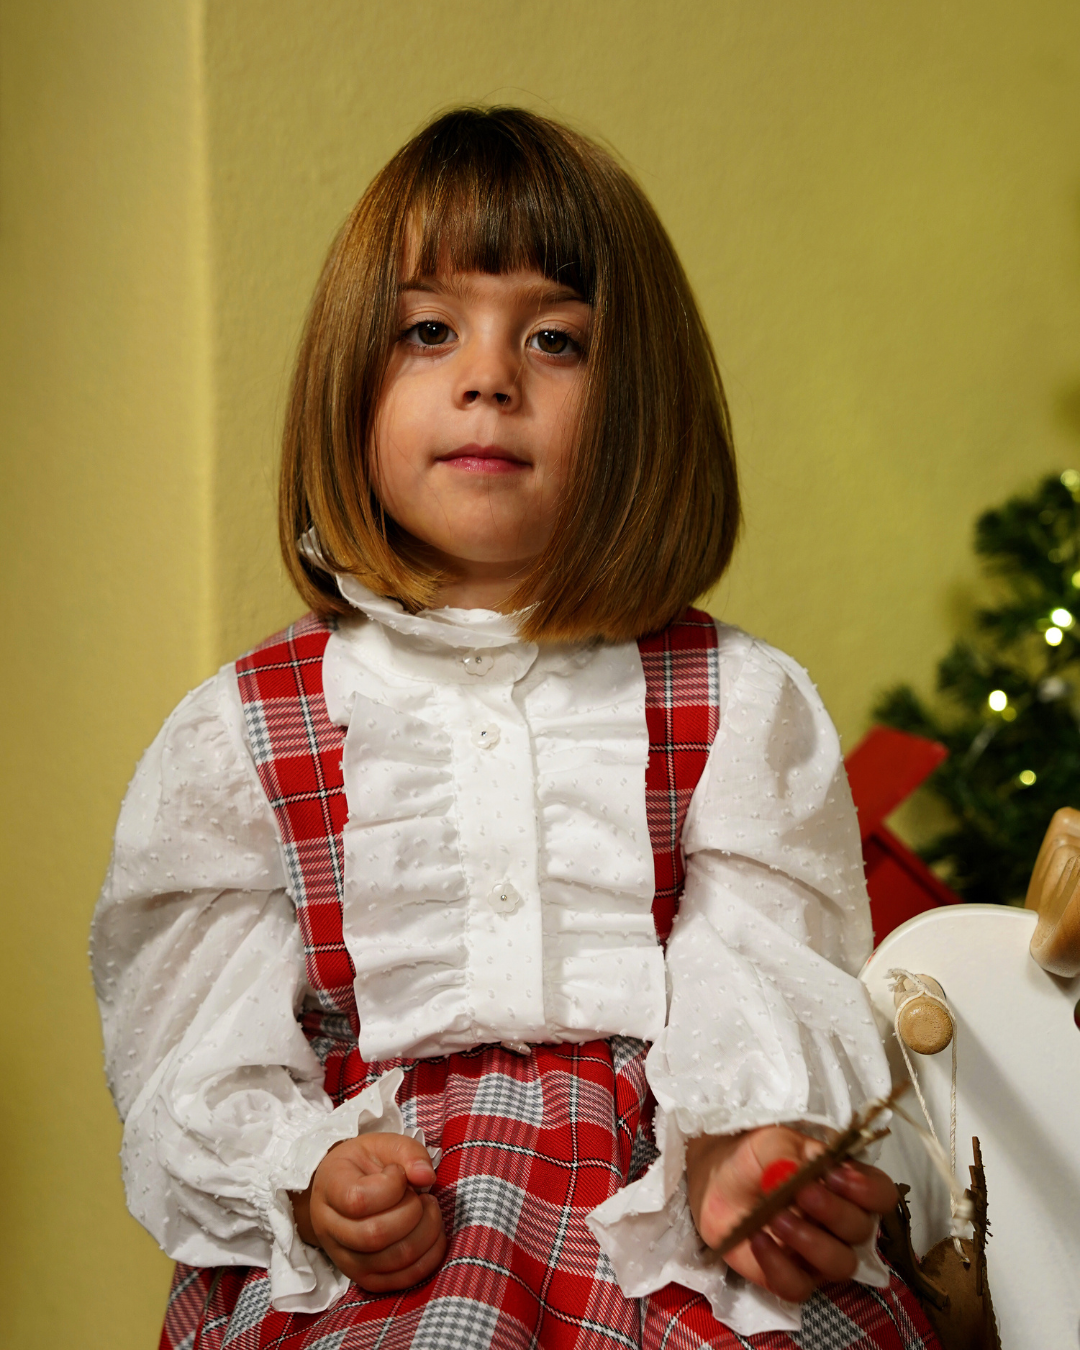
685, 1126, 897, 1303
291, 1132, 447, 1292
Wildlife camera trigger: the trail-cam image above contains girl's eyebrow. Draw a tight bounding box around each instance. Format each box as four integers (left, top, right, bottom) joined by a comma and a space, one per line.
399, 276, 587, 306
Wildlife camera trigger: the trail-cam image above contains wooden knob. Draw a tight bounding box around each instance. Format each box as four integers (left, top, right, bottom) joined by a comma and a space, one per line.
894, 974, 953, 1055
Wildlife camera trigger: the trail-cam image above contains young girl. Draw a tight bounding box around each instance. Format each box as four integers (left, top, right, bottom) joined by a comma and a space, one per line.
92, 108, 940, 1350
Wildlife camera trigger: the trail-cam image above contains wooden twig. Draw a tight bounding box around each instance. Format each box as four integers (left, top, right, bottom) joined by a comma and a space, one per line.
713, 1082, 909, 1258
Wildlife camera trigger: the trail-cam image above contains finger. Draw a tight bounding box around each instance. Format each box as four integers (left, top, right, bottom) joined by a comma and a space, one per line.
795, 1180, 878, 1246
824, 1162, 898, 1216
721, 1230, 814, 1302
322, 1185, 424, 1255
748, 1230, 818, 1303
357, 1193, 446, 1275
354, 1134, 437, 1189
403, 1156, 437, 1190
324, 1161, 410, 1221
322, 1227, 444, 1292
769, 1209, 858, 1283
351, 1208, 448, 1293
323, 1194, 446, 1290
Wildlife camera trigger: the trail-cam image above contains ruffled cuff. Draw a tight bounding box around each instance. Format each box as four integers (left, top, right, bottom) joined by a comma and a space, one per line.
259, 1068, 433, 1315
586, 1106, 889, 1338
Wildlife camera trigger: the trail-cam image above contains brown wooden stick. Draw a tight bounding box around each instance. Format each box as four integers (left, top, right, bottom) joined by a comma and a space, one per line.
712, 1082, 908, 1258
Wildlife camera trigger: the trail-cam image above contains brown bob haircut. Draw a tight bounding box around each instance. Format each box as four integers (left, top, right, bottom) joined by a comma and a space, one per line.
281, 106, 739, 643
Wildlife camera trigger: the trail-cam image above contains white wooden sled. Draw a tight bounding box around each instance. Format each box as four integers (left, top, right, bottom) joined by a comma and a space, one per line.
860, 902, 1080, 1349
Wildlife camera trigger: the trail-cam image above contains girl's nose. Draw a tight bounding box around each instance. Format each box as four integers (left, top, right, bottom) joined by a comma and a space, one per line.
456, 336, 520, 410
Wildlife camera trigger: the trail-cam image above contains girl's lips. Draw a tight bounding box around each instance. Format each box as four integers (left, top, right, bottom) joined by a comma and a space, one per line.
437, 445, 529, 474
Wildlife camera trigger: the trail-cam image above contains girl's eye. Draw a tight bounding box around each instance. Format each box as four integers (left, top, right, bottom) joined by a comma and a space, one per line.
530, 329, 577, 356
407, 321, 453, 347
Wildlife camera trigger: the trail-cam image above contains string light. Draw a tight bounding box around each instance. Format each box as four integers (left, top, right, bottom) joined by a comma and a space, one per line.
987, 690, 1008, 712
1046, 627, 1064, 646
1018, 770, 1037, 787
1061, 469, 1080, 494
1051, 608, 1074, 628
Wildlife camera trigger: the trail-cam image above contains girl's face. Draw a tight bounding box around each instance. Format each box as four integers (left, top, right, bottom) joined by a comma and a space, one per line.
374, 267, 591, 610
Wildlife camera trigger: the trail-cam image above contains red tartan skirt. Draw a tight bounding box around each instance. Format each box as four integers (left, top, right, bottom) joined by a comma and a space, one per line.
159, 1039, 941, 1350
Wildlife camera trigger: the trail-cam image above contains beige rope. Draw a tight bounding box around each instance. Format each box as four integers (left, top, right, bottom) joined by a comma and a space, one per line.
887, 968, 973, 1257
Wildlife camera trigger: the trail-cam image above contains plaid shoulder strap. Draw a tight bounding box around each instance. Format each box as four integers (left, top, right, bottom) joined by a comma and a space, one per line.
234, 607, 720, 1048
638, 607, 721, 942
235, 613, 354, 1028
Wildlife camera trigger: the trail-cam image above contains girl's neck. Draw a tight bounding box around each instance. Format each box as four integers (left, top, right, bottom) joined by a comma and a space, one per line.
430, 570, 520, 613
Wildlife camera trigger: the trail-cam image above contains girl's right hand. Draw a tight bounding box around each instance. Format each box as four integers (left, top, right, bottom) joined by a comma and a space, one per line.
291, 1133, 447, 1292
686, 1126, 896, 1303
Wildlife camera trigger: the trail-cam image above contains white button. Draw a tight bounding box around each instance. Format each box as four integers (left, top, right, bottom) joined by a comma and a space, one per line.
489, 881, 521, 914
474, 725, 500, 749
462, 653, 494, 676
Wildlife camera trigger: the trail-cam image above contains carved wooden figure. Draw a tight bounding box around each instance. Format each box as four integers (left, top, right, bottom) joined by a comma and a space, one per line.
879, 1141, 999, 1350
1025, 806, 1080, 978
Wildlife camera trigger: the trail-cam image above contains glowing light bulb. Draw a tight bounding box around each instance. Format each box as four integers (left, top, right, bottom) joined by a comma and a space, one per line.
1018, 770, 1037, 787
1046, 627, 1064, 646
1072, 571, 1080, 590
1062, 469, 1080, 493
988, 690, 1008, 712
1051, 608, 1074, 628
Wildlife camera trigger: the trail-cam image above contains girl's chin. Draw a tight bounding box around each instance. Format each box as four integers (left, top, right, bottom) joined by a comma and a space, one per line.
425, 542, 546, 574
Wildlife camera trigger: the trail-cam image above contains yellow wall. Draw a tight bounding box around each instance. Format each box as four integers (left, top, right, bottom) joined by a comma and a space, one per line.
3, 2, 1079, 1344
0, 1, 211, 1344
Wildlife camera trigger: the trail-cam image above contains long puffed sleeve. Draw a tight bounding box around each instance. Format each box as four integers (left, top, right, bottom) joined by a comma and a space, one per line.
587, 628, 891, 1336
91, 670, 412, 1314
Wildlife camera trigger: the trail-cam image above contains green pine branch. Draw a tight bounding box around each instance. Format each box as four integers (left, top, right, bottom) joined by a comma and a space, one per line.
873, 471, 1080, 904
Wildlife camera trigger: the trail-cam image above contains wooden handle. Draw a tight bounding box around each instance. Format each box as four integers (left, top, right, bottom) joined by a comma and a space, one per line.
893, 974, 953, 1054
1025, 807, 1080, 978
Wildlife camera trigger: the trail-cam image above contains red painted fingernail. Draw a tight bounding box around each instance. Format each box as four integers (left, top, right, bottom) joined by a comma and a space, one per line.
761, 1159, 800, 1193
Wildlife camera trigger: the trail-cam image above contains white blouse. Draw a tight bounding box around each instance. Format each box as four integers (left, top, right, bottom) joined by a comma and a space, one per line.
91, 583, 890, 1335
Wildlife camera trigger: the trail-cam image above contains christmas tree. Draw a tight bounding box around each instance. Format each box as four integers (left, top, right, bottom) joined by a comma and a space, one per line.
874, 470, 1080, 905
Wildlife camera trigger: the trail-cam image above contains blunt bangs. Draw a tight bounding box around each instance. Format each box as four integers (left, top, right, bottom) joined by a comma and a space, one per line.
404, 110, 594, 300
280, 107, 740, 643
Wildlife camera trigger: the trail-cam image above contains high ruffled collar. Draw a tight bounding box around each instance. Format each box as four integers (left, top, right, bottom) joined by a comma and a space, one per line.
335, 574, 525, 651
297, 527, 530, 651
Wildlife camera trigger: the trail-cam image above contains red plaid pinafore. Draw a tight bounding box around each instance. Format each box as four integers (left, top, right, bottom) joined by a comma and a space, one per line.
159, 610, 940, 1350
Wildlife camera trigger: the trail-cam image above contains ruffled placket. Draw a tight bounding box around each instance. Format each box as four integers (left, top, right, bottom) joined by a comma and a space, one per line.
320, 579, 666, 1062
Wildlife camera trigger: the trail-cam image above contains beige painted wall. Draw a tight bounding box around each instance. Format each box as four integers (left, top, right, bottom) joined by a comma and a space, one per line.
204, 0, 1080, 734
2, 2, 1078, 1344
0, 0, 211, 1344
